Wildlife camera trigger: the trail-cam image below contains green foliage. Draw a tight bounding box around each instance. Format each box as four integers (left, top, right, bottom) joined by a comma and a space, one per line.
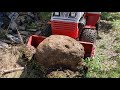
101, 12, 113, 21
26, 22, 37, 29
83, 56, 103, 78
39, 12, 51, 21
83, 55, 120, 78
101, 12, 120, 21
99, 44, 106, 49
84, 57, 101, 71
114, 34, 120, 41
101, 12, 120, 31
111, 20, 120, 31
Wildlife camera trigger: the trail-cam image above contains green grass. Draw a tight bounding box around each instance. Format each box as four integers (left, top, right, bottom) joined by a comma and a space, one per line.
101, 12, 120, 32
101, 12, 120, 21
101, 12, 114, 21
114, 34, 120, 41
83, 56, 103, 78
114, 44, 120, 53
99, 44, 106, 49
84, 55, 120, 78
111, 20, 120, 31
39, 12, 51, 21
101, 12, 120, 31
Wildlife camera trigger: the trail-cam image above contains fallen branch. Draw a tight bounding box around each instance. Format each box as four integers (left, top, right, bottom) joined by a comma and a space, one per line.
16, 27, 24, 44
0, 67, 24, 75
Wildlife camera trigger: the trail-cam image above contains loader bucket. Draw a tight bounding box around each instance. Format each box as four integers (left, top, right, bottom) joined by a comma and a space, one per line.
79, 41, 95, 58
27, 35, 95, 58
27, 35, 46, 48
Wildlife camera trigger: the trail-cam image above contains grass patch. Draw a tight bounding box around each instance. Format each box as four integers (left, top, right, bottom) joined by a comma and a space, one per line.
111, 20, 120, 31
101, 12, 120, 31
83, 56, 103, 78
114, 44, 120, 53
101, 12, 114, 21
84, 55, 119, 78
101, 12, 120, 21
99, 44, 106, 49
39, 12, 51, 21
114, 35, 120, 41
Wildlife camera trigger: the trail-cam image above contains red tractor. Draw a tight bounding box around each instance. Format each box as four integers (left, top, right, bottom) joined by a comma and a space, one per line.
27, 12, 101, 58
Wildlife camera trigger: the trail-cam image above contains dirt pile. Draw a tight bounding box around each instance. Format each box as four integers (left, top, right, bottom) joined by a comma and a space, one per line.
23, 45, 36, 61
100, 20, 112, 30
47, 69, 82, 78
35, 35, 85, 71
0, 46, 23, 78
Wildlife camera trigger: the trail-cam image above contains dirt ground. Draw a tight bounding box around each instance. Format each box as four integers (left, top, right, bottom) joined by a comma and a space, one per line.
0, 44, 83, 78
0, 20, 120, 78
0, 45, 23, 78
95, 29, 120, 72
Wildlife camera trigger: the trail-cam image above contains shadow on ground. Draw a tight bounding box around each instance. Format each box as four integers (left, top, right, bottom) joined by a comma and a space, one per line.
16, 54, 87, 78
99, 20, 113, 33
17, 55, 46, 78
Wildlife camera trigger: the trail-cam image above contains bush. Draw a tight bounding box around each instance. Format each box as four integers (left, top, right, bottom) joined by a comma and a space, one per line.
101, 12, 114, 21
39, 12, 51, 21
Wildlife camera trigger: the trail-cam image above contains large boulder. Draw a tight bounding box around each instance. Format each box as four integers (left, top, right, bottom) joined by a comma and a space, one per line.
35, 35, 85, 71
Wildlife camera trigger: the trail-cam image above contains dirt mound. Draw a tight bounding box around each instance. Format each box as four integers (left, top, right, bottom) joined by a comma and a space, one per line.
0, 46, 23, 78
35, 35, 85, 71
0, 47, 21, 69
23, 45, 36, 61
100, 20, 112, 31
47, 69, 82, 78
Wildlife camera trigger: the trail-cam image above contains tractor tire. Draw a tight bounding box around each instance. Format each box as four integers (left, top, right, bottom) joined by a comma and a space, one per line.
41, 25, 52, 37
80, 29, 97, 43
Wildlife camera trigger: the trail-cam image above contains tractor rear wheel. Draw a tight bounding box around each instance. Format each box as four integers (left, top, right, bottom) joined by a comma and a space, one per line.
80, 29, 97, 43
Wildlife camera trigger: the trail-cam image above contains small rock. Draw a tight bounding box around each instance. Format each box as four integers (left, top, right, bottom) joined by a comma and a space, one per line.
19, 16, 26, 22
27, 29, 37, 32
15, 16, 25, 25
6, 34, 21, 43
18, 26, 26, 31
8, 12, 19, 21
19, 31, 30, 36
0, 41, 9, 48
23, 45, 36, 61
35, 30, 42, 35
27, 12, 34, 18
9, 21, 18, 30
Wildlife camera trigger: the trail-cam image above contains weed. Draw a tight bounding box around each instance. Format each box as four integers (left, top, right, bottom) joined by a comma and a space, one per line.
83, 55, 119, 78
114, 33, 120, 41
99, 44, 106, 49
83, 56, 103, 78
114, 44, 120, 53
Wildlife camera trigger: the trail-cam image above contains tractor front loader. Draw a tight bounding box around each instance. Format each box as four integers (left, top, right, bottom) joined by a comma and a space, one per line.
27, 12, 101, 58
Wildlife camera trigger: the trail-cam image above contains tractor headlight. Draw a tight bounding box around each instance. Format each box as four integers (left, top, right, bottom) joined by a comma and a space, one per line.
53, 12, 60, 16
69, 12, 76, 17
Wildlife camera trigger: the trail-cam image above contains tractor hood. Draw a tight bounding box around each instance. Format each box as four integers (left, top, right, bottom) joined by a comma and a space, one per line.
51, 12, 84, 23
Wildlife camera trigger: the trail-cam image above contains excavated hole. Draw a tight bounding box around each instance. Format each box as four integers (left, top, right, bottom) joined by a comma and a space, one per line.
65, 45, 70, 49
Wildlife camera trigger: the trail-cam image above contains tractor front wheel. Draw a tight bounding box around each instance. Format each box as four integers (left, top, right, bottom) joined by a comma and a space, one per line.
80, 29, 97, 43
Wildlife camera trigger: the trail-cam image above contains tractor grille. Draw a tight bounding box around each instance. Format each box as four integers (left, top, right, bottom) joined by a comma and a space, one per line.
52, 21, 77, 31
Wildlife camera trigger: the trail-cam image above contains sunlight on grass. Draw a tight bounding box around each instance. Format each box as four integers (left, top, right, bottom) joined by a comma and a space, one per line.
114, 44, 120, 53
84, 55, 120, 78
101, 12, 120, 31
111, 20, 120, 31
